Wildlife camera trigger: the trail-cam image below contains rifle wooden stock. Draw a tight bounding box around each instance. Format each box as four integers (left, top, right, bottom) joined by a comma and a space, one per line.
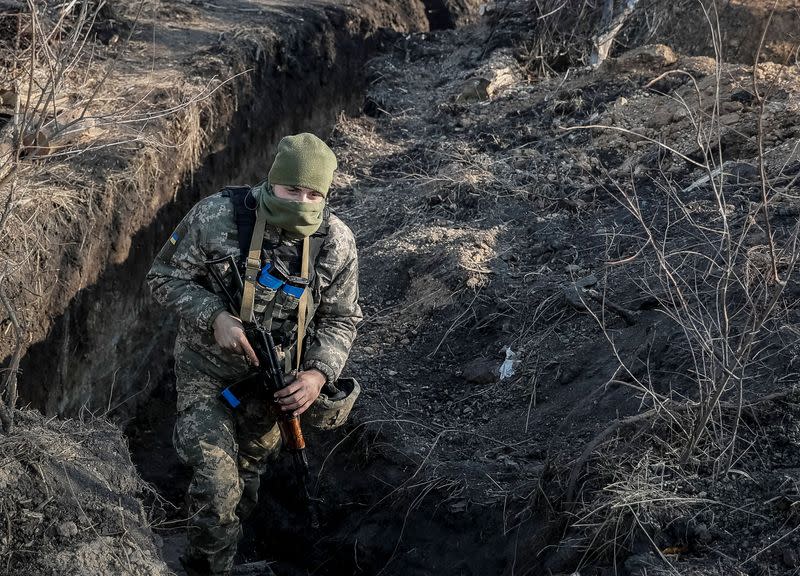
277, 415, 306, 451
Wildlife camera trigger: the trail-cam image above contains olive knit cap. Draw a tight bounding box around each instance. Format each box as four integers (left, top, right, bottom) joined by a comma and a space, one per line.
267, 133, 338, 197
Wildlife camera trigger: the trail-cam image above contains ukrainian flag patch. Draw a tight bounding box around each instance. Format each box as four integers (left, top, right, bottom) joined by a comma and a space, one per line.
157, 223, 186, 263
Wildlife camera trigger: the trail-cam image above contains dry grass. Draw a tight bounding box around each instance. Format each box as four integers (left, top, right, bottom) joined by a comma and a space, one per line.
0, 408, 168, 574
533, 4, 800, 571
557, 387, 797, 573
0, 0, 123, 432
0, 1, 242, 431
566, 0, 800, 462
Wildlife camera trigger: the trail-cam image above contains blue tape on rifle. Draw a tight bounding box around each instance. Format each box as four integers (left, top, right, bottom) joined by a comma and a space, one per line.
221, 387, 240, 408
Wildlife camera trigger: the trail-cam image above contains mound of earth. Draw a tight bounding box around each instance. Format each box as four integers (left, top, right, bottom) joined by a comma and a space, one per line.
618, 0, 800, 65
0, 410, 167, 576
534, 390, 800, 576
481, 0, 799, 73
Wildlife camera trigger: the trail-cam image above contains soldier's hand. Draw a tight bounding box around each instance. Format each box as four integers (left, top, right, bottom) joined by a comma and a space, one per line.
274, 369, 326, 416
212, 311, 259, 366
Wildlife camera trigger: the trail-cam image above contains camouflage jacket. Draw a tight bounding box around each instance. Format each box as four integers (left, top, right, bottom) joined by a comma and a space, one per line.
146, 190, 362, 385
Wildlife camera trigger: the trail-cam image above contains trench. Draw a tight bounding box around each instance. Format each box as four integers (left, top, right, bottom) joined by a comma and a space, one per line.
5, 1, 509, 575
420, 0, 461, 29
15, 4, 403, 420
9, 2, 796, 575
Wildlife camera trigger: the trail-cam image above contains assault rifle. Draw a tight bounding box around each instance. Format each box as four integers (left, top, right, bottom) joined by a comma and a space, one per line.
205, 255, 319, 529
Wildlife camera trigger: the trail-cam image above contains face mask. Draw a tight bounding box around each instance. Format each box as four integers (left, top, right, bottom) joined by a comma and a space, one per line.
257, 185, 324, 238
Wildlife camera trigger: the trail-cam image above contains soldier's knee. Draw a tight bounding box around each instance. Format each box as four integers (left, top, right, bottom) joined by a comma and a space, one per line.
173, 401, 236, 467
239, 423, 282, 468
189, 440, 243, 524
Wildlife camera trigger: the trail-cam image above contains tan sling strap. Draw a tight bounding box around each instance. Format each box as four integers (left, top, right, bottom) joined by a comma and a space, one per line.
295, 236, 310, 372
239, 207, 268, 322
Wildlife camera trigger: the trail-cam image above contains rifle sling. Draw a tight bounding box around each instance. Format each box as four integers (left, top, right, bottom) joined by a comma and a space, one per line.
296, 236, 310, 373
239, 206, 267, 322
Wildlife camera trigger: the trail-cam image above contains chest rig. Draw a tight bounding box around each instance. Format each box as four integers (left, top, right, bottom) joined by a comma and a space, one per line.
222, 186, 330, 371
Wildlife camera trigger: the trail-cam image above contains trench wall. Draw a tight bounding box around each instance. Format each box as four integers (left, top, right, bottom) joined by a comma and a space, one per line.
8, 1, 473, 418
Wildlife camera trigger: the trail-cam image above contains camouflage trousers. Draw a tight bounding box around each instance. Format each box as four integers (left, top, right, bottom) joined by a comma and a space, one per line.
173, 362, 282, 576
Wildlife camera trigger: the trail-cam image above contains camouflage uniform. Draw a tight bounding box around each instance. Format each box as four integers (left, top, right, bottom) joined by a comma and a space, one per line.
146, 189, 361, 575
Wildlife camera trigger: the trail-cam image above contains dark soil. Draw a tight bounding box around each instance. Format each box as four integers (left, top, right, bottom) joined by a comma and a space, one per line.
2, 1, 800, 575
0, 410, 167, 575
224, 10, 800, 576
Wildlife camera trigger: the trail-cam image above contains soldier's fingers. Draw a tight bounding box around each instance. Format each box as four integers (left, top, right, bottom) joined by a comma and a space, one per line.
279, 389, 306, 408
282, 390, 305, 405
280, 395, 306, 412
293, 397, 313, 417
274, 382, 303, 399
238, 336, 259, 365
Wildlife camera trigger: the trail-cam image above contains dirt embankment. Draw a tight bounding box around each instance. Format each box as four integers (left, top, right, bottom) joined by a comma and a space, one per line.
618, 0, 800, 65
0, 410, 168, 576
0, 0, 483, 419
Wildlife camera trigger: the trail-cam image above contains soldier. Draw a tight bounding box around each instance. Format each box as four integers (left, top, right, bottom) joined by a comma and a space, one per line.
146, 133, 362, 576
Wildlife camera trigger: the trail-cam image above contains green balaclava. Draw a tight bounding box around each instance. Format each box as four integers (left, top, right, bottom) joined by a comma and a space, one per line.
260, 133, 338, 238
